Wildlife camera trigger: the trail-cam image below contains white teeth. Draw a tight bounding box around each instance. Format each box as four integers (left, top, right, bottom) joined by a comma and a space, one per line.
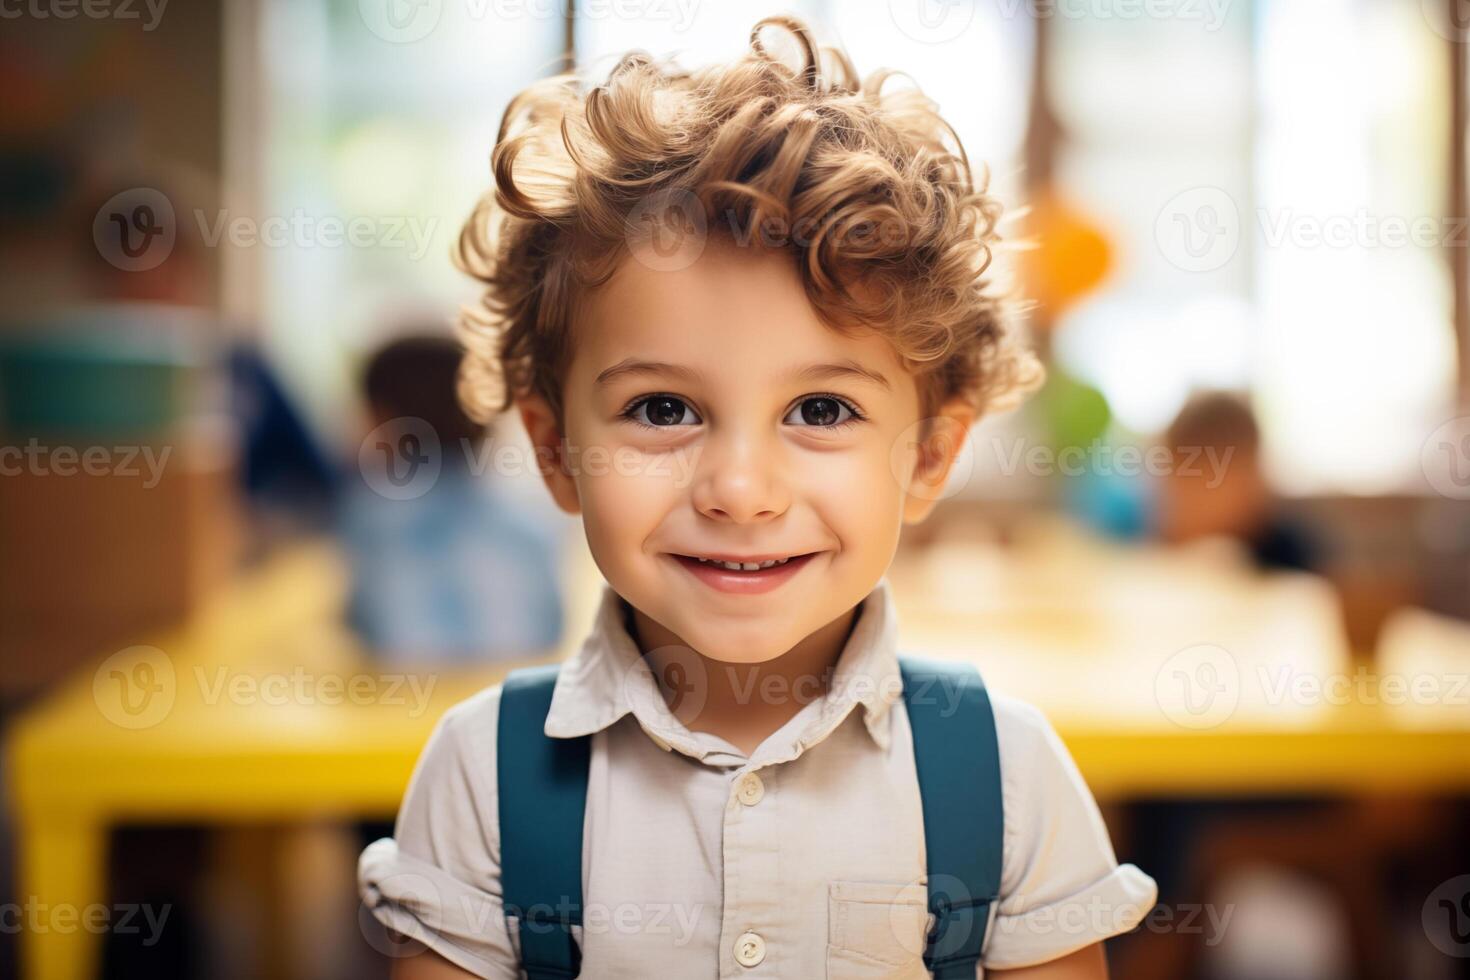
693, 556, 793, 571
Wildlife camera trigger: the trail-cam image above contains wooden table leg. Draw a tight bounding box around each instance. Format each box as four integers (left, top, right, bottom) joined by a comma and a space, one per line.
17, 817, 107, 980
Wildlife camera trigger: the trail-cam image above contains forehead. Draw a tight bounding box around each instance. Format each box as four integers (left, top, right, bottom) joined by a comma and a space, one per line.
571, 239, 909, 382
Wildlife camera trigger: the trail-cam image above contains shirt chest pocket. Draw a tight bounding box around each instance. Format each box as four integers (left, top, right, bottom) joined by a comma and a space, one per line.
826, 880, 934, 980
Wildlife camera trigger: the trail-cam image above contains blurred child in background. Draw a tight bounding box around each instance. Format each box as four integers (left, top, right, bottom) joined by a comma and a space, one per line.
341, 333, 565, 662
1156, 390, 1322, 574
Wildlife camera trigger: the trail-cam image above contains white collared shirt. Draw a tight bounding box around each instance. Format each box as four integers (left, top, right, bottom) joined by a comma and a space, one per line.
359, 579, 1158, 978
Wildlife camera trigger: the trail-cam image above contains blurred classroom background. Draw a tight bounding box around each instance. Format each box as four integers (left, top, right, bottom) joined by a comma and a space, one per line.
3, 0, 1470, 978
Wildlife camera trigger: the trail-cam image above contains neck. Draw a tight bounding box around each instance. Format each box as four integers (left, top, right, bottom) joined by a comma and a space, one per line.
629, 602, 862, 755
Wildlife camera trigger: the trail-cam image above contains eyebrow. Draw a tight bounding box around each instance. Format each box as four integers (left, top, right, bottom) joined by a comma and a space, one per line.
594, 359, 706, 386
791, 360, 892, 391
594, 357, 891, 391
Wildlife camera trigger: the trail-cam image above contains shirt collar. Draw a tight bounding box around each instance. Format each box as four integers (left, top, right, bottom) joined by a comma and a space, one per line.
543, 579, 904, 761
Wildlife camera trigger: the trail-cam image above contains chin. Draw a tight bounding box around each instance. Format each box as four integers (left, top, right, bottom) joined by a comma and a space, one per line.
675, 620, 802, 665
697, 642, 790, 665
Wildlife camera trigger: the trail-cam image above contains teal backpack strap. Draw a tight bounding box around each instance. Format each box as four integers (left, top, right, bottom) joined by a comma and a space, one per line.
497, 664, 590, 979
899, 656, 1004, 980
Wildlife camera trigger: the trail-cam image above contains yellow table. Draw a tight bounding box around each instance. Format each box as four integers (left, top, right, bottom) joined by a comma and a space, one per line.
9, 538, 1470, 979
7, 544, 541, 980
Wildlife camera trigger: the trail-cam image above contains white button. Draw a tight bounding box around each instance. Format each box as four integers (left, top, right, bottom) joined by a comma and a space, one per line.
734, 930, 766, 967
735, 772, 764, 806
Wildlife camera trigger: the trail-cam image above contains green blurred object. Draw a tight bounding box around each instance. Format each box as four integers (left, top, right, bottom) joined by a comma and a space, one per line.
1034, 365, 1111, 451
0, 326, 196, 438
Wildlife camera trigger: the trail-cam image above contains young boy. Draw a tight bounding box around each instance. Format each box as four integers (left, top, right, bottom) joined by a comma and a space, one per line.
359, 16, 1156, 978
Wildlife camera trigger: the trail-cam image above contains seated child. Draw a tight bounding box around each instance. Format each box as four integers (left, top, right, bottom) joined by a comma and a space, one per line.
343, 333, 565, 661
1155, 390, 1322, 574
359, 16, 1156, 978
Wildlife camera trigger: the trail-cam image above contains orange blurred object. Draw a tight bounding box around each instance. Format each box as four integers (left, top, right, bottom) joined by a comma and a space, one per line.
1016, 190, 1114, 323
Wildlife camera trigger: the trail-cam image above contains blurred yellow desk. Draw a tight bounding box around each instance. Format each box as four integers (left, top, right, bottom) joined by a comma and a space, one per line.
8, 543, 535, 980
888, 533, 1470, 796
9, 539, 1470, 980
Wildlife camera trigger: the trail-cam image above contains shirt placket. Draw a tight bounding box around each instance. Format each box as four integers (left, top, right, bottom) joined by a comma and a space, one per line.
608, 614, 898, 979
719, 758, 782, 978
713, 698, 872, 979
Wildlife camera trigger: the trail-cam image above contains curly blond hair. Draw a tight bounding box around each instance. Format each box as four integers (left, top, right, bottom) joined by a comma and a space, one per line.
455, 15, 1042, 424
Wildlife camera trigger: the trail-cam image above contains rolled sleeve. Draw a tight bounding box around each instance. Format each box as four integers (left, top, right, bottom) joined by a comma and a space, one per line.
358, 687, 521, 978
981, 694, 1158, 970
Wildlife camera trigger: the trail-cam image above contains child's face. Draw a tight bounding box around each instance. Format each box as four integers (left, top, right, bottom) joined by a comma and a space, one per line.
521, 239, 972, 664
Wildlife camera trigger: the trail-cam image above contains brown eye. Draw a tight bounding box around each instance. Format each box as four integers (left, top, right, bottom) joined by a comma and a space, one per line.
634, 395, 700, 426
784, 396, 853, 427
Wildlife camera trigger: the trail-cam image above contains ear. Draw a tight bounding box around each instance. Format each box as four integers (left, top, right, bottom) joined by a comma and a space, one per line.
517, 393, 582, 515
901, 398, 977, 524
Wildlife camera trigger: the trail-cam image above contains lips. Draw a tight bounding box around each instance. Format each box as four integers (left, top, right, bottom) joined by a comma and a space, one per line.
667, 551, 820, 595
686, 555, 798, 572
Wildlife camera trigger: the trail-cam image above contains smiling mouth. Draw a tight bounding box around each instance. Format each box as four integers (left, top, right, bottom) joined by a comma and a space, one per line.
680, 554, 807, 572
666, 551, 821, 593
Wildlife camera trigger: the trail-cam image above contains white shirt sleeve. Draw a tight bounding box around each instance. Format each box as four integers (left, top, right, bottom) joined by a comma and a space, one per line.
358, 686, 523, 979
980, 692, 1159, 970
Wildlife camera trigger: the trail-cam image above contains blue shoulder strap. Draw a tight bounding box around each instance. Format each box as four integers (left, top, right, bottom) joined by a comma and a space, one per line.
497, 664, 591, 980
497, 658, 1002, 980
899, 655, 1005, 980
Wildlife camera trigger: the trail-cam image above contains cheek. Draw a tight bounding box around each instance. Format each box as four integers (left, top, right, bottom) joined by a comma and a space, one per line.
797, 434, 908, 544
570, 442, 691, 566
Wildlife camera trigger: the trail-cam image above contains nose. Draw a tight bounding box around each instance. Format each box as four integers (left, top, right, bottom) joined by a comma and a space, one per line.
690, 430, 790, 524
